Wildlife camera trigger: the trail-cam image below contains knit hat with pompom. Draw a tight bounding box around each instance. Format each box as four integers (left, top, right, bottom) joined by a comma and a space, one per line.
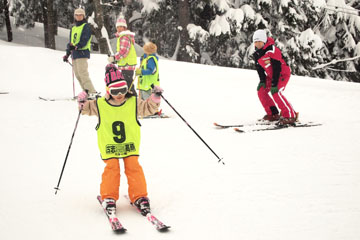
143, 42, 157, 55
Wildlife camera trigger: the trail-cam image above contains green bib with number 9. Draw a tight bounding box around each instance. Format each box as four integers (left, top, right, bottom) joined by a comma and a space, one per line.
96, 96, 141, 159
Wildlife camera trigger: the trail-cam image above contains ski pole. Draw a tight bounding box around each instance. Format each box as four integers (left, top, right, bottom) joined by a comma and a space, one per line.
54, 107, 83, 194
128, 75, 137, 95
70, 59, 75, 98
160, 94, 225, 165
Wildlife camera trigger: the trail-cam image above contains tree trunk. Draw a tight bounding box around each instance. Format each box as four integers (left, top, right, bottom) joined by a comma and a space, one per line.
4, 0, 12, 42
177, 0, 192, 62
47, 0, 56, 49
92, 0, 110, 54
42, 0, 50, 48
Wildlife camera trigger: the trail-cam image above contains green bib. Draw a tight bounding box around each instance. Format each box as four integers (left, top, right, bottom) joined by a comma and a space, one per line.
96, 97, 141, 159
71, 23, 92, 51
116, 34, 137, 67
139, 55, 159, 91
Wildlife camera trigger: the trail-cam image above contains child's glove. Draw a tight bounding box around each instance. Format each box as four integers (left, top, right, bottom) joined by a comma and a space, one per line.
150, 86, 163, 103
107, 56, 115, 63
69, 43, 78, 51
77, 91, 88, 108
114, 53, 121, 60
270, 86, 279, 95
135, 68, 142, 76
257, 82, 266, 91
152, 86, 163, 96
63, 54, 70, 62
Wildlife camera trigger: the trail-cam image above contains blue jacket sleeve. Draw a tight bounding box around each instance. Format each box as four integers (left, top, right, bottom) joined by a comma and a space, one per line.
66, 30, 72, 55
141, 58, 156, 76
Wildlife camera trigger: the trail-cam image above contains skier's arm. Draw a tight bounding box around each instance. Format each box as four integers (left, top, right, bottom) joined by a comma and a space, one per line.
137, 97, 160, 118
271, 58, 281, 86
115, 36, 131, 60
141, 58, 157, 76
255, 63, 267, 83
81, 100, 99, 116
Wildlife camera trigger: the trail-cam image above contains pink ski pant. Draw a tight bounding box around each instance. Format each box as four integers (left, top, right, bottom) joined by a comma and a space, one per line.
257, 75, 296, 118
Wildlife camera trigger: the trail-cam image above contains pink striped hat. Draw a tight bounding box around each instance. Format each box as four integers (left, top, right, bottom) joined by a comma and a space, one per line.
116, 18, 127, 28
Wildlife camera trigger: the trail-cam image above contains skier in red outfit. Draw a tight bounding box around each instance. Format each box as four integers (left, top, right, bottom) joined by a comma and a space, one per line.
252, 29, 297, 125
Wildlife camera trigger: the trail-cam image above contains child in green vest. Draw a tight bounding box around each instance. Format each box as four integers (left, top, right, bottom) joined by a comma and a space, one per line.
135, 42, 160, 101
77, 64, 163, 216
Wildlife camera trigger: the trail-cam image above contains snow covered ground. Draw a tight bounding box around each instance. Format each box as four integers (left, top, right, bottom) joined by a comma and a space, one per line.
1, 25, 360, 240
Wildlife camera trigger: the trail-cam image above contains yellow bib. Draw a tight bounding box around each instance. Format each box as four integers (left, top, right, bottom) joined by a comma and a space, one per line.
96, 97, 141, 159
71, 23, 91, 51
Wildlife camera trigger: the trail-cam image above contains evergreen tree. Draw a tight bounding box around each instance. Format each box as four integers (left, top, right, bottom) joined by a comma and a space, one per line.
11, 0, 41, 28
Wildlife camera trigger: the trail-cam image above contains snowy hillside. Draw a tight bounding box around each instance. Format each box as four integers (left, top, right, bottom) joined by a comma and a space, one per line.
1, 36, 360, 240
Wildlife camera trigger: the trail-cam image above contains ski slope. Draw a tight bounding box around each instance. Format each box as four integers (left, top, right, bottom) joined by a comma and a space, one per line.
1, 35, 360, 239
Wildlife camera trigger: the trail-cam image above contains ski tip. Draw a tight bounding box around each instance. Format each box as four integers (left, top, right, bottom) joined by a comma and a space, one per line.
114, 228, 127, 234
234, 128, 244, 133
157, 225, 171, 232
97, 195, 104, 204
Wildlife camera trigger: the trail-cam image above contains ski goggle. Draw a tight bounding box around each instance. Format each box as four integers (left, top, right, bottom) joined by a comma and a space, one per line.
109, 85, 128, 96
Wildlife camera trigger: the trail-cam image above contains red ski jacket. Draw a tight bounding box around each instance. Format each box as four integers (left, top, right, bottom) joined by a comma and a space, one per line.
253, 37, 291, 87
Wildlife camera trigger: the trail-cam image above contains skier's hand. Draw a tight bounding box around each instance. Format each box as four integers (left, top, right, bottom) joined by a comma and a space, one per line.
135, 68, 142, 76
63, 54, 70, 62
151, 86, 163, 102
152, 85, 163, 96
257, 82, 266, 91
69, 43, 77, 51
150, 86, 163, 103
270, 86, 279, 95
108, 56, 116, 64
114, 53, 121, 61
77, 91, 88, 108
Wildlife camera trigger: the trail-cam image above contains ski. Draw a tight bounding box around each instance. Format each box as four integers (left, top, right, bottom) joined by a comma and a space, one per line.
97, 196, 126, 233
144, 213, 170, 232
142, 114, 170, 119
39, 96, 77, 101
0, 92, 9, 94
234, 122, 322, 133
124, 195, 170, 232
142, 109, 170, 119
214, 121, 272, 129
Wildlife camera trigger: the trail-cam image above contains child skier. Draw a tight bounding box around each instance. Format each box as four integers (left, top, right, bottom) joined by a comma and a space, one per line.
135, 42, 160, 101
252, 29, 297, 125
77, 64, 162, 216
108, 16, 137, 96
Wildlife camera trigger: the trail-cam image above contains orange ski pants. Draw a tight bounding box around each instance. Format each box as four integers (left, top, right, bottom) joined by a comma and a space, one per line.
100, 156, 147, 203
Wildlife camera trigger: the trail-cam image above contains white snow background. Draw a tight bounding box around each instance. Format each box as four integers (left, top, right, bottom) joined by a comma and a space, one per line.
1, 21, 360, 240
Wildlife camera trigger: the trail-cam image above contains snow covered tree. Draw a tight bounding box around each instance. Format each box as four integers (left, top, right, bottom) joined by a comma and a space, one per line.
55, 0, 79, 29
11, 0, 41, 28
90, 0, 110, 54
139, 0, 179, 58
316, 0, 360, 81
177, 0, 193, 62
